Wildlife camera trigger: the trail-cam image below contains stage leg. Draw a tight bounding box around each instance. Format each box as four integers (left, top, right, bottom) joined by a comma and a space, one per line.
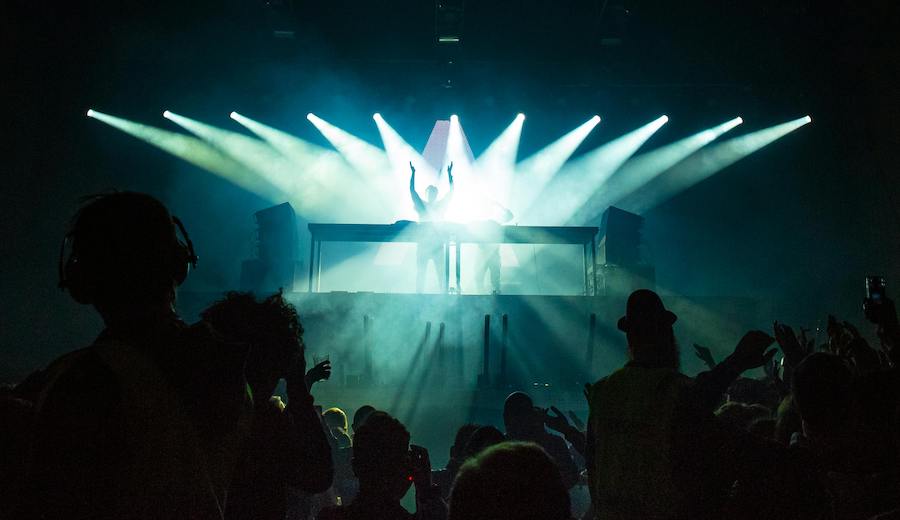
582, 242, 589, 296
591, 236, 598, 296
315, 241, 323, 292
455, 241, 462, 294
308, 237, 317, 293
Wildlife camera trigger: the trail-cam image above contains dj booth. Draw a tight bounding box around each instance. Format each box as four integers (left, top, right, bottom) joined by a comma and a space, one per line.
307, 221, 600, 295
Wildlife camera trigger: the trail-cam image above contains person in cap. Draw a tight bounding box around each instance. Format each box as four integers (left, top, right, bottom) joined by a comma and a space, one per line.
585, 289, 778, 520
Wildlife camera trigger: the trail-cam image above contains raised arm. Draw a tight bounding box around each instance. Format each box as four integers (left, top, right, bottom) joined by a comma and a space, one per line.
409, 162, 425, 213
446, 162, 454, 194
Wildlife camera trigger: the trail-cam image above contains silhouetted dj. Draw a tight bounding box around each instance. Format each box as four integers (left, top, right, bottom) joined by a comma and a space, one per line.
409, 161, 454, 293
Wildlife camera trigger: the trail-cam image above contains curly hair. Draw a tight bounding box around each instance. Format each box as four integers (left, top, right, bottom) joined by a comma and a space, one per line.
201, 290, 304, 364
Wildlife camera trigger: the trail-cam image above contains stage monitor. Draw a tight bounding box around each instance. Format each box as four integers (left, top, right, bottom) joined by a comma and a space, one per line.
599, 206, 643, 267
240, 202, 300, 293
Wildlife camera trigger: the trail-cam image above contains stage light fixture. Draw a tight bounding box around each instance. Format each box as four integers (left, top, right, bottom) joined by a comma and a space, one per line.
86, 109, 95, 117
163, 110, 172, 119
229, 111, 238, 119
804, 115, 812, 123
373, 113, 382, 121
450, 114, 459, 123
516, 113, 525, 121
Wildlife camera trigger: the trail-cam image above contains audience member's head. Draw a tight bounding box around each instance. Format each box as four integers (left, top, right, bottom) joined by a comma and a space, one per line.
714, 401, 772, 432
449, 423, 481, 468
323, 407, 349, 432
503, 392, 542, 438
727, 377, 782, 410
59, 192, 195, 319
449, 442, 571, 520
351, 411, 413, 500
352, 405, 376, 436
201, 291, 303, 402
791, 352, 853, 439
462, 426, 506, 461
748, 417, 776, 439
617, 289, 679, 369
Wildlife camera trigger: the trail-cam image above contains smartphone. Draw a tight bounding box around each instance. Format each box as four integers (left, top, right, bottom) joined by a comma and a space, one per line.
407, 445, 426, 482
864, 275, 887, 324
867, 276, 886, 302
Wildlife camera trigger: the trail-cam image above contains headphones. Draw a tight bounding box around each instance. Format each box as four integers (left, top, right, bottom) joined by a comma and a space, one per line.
58, 215, 199, 304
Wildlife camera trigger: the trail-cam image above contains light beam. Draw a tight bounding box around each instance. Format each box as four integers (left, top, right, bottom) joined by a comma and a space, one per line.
569, 116, 743, 224
621, 115, 812, 213
525, 115, 668, 224
307, 113, 391, 176
511, 115, 601, 215
87, 109, 286, 202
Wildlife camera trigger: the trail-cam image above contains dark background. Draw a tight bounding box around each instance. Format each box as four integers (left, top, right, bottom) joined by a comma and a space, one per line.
4, 0, 898, 382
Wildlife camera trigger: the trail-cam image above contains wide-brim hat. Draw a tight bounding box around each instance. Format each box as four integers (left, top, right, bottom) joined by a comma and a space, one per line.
617, 289, 678, 332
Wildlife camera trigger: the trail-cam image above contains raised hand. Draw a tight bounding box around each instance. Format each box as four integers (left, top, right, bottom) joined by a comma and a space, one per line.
447, 161, 454, 175
409, 444, 433, 487
763, 353, 781, 382
774, 321, 801, 366
544, 406, 574, 436
730, 330, 777, 372
409, 161, 416, 174
692, 343, 717, 369
567, 410, 586, 432
304, 359, 332, 390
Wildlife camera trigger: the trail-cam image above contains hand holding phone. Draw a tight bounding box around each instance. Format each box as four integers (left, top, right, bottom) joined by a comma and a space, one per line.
864, 276, 887, 324
408, 444, 432, 487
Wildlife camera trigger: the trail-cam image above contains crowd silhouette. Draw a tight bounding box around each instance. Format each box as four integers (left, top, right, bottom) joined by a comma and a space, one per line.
1, 191, 898, 519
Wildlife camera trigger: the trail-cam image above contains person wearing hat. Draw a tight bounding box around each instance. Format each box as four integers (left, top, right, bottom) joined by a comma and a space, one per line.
585, 289, 778, 520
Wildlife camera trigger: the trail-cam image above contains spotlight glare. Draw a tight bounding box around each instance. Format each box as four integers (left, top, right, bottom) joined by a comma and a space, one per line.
163, 110, 172, 119
516, 113, 525, 121
804, 115, 812, 123
229, 111, 238, 119
661, 115, 670, 123
450, 114, 459, 122
86, 109, 95, 117
591, 115, 601, 123
307, 113, 315, 121
736, 116, 744, 124
373, 113, 382, 121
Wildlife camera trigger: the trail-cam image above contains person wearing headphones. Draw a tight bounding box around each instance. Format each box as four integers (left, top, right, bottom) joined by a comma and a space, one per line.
20, 191, 252, 520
